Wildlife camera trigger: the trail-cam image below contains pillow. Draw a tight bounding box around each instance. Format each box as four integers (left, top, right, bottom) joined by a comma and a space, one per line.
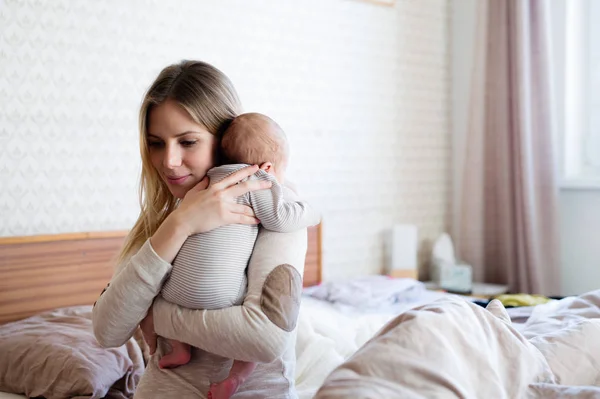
0, 306, 144, 399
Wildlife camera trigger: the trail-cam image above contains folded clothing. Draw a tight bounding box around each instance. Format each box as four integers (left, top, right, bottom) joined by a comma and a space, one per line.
495, 294, 553, 307
303, 276, 424, 309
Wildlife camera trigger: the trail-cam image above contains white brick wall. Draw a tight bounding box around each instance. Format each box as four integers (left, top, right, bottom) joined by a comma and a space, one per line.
0, 0, 450, 279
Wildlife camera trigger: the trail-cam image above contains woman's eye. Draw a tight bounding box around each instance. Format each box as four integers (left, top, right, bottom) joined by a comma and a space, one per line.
181, 140, 197, 147
148, 141, 163, 148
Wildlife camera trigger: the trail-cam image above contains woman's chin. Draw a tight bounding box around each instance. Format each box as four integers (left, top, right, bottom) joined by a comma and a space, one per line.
165, 177, 199, 199
167, 186, 188, 200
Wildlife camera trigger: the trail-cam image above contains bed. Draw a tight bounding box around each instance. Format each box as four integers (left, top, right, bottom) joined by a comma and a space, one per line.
2, 226, 600, 399
0, 226, 323, 399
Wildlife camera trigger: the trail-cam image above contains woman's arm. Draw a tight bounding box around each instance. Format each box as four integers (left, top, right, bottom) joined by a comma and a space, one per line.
93, 165, 269, 348
92, 240, 171, 348
153, 227, 307, 363
92, 214, 187, 348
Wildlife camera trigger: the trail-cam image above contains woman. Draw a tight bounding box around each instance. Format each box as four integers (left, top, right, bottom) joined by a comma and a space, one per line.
92, 60, 306, 398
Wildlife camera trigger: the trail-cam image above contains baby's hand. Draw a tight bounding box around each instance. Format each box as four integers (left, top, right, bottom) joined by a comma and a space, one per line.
140, 308, 158, 355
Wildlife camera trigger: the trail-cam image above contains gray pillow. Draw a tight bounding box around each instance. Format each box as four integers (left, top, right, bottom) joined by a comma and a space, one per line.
0, 306, 144, 399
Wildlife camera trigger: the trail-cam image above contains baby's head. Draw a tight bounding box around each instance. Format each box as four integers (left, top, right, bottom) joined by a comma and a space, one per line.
221, 113, 289, 182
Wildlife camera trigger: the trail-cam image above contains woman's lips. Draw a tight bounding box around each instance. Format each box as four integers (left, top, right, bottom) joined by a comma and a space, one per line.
166, 175, 190, 185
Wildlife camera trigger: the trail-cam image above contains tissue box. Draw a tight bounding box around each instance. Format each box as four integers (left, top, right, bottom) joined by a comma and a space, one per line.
431, 261, 473, 294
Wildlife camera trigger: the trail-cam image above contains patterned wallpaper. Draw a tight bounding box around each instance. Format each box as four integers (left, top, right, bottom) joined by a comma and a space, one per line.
0, 0, 451, 279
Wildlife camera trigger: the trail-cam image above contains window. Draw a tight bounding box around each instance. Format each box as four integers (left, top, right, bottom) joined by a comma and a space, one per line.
556, 0, 600, 188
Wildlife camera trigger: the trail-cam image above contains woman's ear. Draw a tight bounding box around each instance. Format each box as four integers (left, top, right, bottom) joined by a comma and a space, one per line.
259, 162, 273, 172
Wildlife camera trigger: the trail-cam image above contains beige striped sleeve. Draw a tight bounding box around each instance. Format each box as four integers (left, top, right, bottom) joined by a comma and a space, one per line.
92, 239, 172, 348
248, 173, 321, 233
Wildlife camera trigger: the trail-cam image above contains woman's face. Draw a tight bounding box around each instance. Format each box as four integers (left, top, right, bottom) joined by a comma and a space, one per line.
147, 99, 216, 199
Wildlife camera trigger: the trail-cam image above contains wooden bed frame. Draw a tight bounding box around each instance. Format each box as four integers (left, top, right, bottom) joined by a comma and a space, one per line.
0, 225, 322, 325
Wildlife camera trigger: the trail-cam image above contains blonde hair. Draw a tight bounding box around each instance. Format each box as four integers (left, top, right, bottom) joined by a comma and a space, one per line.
118, 60, 241, 262
221, 113, 289, 168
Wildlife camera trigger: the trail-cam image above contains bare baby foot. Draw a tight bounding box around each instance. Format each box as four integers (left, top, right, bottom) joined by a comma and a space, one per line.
207, 375, 241, 399
158, 349, 191, 369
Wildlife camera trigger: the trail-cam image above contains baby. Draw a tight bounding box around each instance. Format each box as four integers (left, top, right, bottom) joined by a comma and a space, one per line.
157, 113, 320, 399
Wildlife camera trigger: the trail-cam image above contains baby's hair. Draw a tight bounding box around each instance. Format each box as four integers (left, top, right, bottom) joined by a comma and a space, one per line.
220, 113, 289, 168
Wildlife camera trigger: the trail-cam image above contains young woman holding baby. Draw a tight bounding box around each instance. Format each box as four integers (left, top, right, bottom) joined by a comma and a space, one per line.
92, 60, 307, 398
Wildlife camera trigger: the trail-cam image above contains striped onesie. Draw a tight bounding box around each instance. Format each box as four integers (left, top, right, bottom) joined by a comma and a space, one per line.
161, 164, 320, 310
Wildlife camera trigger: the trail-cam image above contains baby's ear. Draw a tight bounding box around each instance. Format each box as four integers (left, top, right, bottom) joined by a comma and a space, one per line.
259, 162, 273, 172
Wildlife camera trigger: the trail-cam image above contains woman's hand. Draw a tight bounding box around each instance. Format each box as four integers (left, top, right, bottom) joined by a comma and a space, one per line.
150, 165, 271, 264
175, 164, 271, 236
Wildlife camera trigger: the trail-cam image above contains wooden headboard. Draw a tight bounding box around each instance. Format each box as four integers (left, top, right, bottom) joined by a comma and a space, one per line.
0, 225, 322, 325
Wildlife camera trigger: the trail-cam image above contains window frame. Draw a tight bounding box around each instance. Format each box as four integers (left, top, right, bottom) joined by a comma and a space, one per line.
556, 0, 600, 189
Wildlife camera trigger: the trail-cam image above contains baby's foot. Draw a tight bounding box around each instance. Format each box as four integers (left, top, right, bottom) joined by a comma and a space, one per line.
158, 350, 191, 369
207, 375, 241, 399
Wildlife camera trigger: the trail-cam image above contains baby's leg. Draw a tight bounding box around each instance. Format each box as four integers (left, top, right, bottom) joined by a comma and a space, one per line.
208, 360, 257, 399
158, 339, 192, 369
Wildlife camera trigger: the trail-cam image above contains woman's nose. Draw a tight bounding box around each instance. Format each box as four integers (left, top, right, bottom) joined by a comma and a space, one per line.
163, 145, 182, 169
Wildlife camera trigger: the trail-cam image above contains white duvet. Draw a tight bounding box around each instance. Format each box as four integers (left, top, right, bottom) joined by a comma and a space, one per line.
295, 291, 454, 398
309, 290, 600, 399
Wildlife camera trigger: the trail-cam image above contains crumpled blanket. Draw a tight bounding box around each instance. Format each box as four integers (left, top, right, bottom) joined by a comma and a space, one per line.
313, 290, 600, 399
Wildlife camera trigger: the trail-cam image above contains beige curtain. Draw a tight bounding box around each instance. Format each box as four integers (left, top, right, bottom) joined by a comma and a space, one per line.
454, 0, 560, 295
